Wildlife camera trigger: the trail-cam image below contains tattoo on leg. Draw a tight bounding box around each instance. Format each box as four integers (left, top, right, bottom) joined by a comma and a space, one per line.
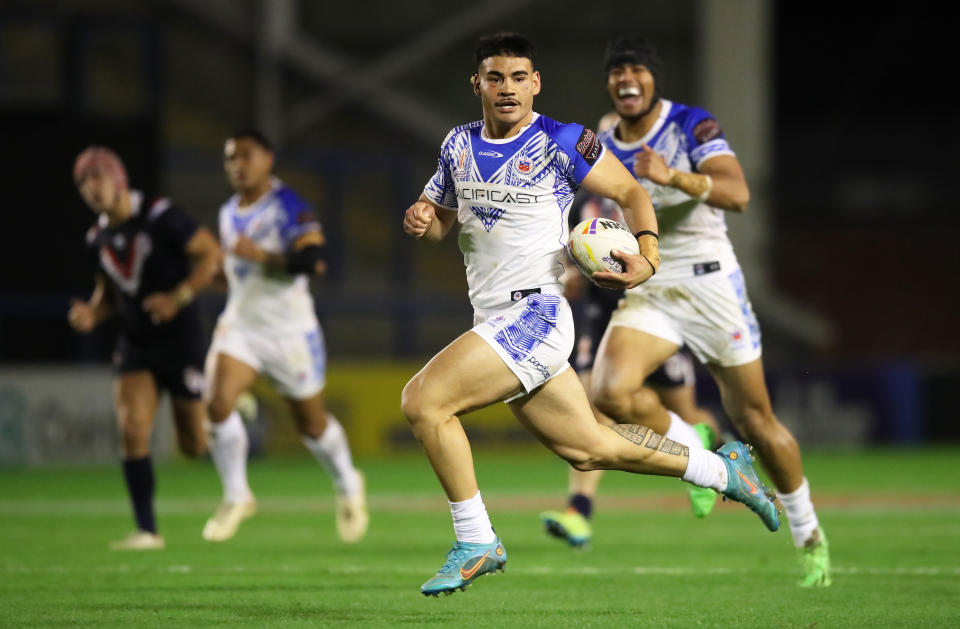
660, 439, 689, 456
611, 424, 689, 457
646, 432, 662, 450
610, 423, 651, 446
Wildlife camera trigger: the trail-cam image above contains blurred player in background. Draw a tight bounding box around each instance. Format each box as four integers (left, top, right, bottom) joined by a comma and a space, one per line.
573, 37, 830, 586
542, 182, 721, 548
401, 31, 778, 597
201, 129, 367, 544
68, 146, 222, 550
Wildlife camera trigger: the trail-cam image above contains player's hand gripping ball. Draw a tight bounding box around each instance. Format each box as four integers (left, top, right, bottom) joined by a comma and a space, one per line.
567, 218, 640, 283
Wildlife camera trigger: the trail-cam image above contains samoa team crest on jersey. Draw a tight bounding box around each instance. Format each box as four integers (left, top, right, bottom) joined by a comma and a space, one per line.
515, 157, 533, 175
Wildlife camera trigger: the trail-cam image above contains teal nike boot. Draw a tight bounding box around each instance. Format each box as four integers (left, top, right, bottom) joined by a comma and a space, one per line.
717, 442, 780, 532
420, 538, 507, 596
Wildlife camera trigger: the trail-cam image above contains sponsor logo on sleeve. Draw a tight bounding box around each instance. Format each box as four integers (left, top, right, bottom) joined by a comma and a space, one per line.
576, 128, 601, 165
692, 118, 722, 144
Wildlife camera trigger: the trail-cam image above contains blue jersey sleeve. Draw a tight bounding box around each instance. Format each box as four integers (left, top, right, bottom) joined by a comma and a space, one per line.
275, 187, 320, 248
681, 106, 734, 169
549, 121, 605, 186
422, 129, 459, 210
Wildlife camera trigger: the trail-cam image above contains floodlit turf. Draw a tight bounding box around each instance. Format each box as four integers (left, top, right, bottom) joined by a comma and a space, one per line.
1, 448, 959, 628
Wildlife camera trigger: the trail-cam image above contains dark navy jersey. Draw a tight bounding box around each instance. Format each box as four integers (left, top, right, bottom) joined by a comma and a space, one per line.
85, 191, 200, 344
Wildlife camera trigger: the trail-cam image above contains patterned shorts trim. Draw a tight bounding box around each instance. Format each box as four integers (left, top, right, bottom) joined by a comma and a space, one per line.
472, 293, 574, 400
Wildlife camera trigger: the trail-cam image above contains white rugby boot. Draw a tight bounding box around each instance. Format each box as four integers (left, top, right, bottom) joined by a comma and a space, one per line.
202, 497, 257, 542
335, 471, 369, 543
109, 531, 165, 550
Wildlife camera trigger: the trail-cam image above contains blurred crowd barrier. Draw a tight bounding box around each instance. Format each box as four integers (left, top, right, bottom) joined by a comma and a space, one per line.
0, 361, 932, 465
0, 362, 525, 464
0, 366, 174, 464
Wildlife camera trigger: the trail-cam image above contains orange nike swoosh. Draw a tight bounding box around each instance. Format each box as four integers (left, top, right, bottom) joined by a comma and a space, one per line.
737, 470, 759, 495
459, 551, 491, 580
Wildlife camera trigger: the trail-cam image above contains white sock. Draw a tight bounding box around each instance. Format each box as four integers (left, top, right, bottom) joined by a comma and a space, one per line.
450, 491, 496, 544
776, 477, 820, 547
302, 415, 362, 497
664, 411, 706, 451
207, 411, 252, 503
681, 448, 728, 492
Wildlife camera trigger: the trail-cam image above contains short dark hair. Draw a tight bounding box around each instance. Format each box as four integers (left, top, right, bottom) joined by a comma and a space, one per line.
602, 37, 663, 80
229, 128, 274, 152
474, 32, 536, 68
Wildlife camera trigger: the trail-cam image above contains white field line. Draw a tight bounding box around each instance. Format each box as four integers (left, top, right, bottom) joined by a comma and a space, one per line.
1, 563, 958, 577
1, 493, 958, 516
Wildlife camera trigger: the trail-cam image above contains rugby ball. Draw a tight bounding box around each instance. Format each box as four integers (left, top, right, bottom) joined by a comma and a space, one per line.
567, 217, 639, 279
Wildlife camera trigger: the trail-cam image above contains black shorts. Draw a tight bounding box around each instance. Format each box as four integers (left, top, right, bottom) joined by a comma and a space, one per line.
571, 290, 696, 389
645, 348, 697, 389
571, 297, 618, 373
114, 335, 206, 399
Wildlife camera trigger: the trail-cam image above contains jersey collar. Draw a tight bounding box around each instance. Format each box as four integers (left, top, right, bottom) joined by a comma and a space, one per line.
607, 100, 673, 151
232, 177, 282, 215
480, 112, 540, 144
98, 189, 143, 229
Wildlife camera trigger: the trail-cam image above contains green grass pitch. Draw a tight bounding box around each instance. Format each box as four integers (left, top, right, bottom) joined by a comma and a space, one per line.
2, 448, 959, 628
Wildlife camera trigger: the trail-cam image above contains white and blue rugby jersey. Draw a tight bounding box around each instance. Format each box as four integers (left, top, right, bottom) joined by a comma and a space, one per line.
598, 99, 738, 284
423, 113, 605, 310
218, 178, 320, 330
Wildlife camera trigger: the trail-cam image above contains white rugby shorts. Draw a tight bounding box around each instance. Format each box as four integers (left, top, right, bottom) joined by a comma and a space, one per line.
609, 266, 762, 367
207, 320, 327, 399
471, 292, 574, 401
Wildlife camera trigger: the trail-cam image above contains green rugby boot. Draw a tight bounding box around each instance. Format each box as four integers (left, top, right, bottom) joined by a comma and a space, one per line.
540, 510, 592, 548
687, 424, 719, 518
717, 442, 780, 532
693, 423, 717, 450
420, 538, 507, 596
798, 526, 832, 587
